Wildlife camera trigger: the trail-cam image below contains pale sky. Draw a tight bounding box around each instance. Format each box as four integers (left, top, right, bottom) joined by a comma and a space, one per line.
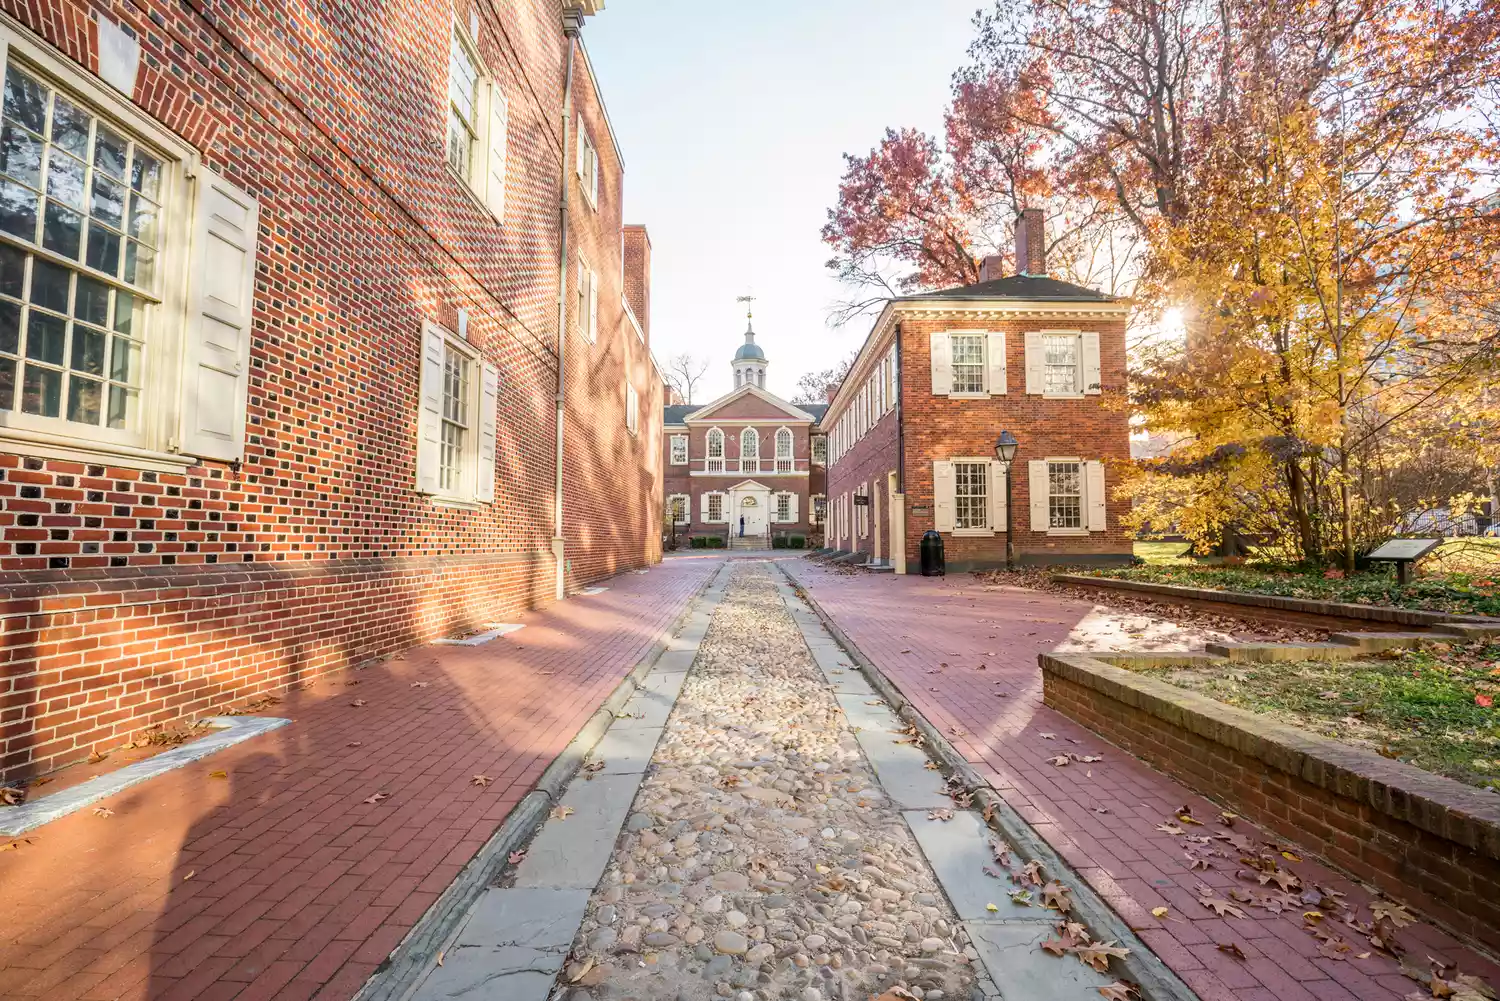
585, 1, 983, 404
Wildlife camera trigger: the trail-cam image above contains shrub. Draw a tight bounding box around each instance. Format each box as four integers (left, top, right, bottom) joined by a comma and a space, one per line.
789, 536, 806, 549
772, 536, 788, 549
690, 536, 707, 549
705, 536, 726, 549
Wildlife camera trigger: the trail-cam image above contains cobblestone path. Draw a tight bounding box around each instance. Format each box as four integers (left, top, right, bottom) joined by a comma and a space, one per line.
559, 562, 976, 1001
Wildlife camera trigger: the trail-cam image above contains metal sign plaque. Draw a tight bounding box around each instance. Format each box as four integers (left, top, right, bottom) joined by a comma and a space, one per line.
1367, 539, 1441, 561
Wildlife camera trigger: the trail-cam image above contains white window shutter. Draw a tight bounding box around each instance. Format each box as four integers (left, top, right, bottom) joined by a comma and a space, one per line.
932, 461, 955, 532
929, 332, 951, 396
180, 169, 258, 461
985, 331, 1007, 394
1082, 331, 1102, 394
1028, 460, 1048, 531
415, 326, 445, 493
1086, 460, 1107, 531
475, 362, 499, 502
590, 147, 600, 204
1024, 333, 1044, 395
684, 495, 692, 522
588, 270, 598, 342
576, 117, 585, 177
701, 492, 710, 522
790, 492, 799, 523
486, 83, 508, 219
988, 460, 1007, 531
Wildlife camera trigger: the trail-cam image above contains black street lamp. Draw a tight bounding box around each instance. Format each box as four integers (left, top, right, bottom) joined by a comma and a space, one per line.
994, 431, 1019, 571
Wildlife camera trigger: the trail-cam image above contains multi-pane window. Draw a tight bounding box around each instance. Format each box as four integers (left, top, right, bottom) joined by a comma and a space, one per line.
706, 492, 724, 523
669, 494, 688, 524
1048, 461, 1083, 529
775, 493, 791, 522
706, 428, 724, 472
439, 342, 472, 493
670, 434, 687, 465
740, 427, 759, 472
447, 29, 481, 182
954, 461, 988, 530
625, 382, 638, 434
577, 124, 599, 208
811, 435, 826, 465
0, 63, 161, 430
775, 427, 793, 472
950, 333, 985, 393
576, 258, 597, 343
811, 494, 825, 525
1043, 333, 1081, 394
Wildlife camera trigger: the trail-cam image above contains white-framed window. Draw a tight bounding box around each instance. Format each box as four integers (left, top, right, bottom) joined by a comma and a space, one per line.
0, 32, 258, 469
954, 461, 988, 530
576, 256, 597, 343
1024, 330, 1100, 396
444, 25, 508, 218
1027, 458, 1106, 534
416, 321, 499, 504
668, 493, 689, 525
705, 427, 724, 472
775, 427, 793, 472
705, 491, 725, 523
576, 118, 599, 209
811, 435, 826, 466
625, 381, 638, 434
930, 330, 1006, 398
1047, 460, 1082, 529
669, 433, 687, 465
1043, 333, 1081, 395
856, 489, 868, 537
740, 427, 759, 473
811, 493, 825, 525
774, 492, 792, 523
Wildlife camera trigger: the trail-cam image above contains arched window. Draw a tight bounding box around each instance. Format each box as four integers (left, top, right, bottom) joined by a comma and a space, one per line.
706, 428, 725, 473
775, 427, 793, 472
740, 427, 760, 472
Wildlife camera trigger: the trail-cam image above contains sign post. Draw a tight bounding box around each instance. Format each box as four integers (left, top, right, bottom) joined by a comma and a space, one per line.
1366, 539, 1442, 585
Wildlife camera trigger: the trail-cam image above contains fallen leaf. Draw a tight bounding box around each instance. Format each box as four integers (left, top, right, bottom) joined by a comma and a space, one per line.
1175, 806, 1204, 825
567, 957, 594, 983
1155, 823, 1186, 835
183, 870, 195, 880
1151, 906, 1170, 918
1372, 900, 1415, 928
350, 699, 367, 707
982, 801, 998, 823
1020, 860, 1046, 886
410, 681, 429, 688
1041, 880, 1073, 913
582, 761, 605, 779
0, 786, 24, 806
1009, 889, 1033, 905
1070, 941, 1130, 972
507, 850, 526, 865
1040, 937, 1069, 957
87, 749, 108, 764
1039, 732, 1057, 740
986, 902, 999, 912
923, 761, 940, 770
209, 770, 228, 779
1318, 691, 1342, 700
1219, 812, 1238, 826
1047, 755, 1071, 766
92, 806, 114, 818
550, 805, 575, 820
948, 726, 969, 737
436, 950, 444, 966
1217, 942, 1247, 960
1097, 984, 1140, 1001
1281, 850, 1303, 862
363, 792, 389, 804
347, 741, 363, 748
471, 775, 492, 787
1199, 894, 1248, 919
927, 809, 954, 822
1478, 695, 1494, 708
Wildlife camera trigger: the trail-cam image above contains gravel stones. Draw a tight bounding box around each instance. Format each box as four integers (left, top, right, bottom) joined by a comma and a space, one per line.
555, 564, 973, 1000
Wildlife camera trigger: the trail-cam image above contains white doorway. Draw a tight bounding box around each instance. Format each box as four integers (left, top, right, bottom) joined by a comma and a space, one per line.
728, 480, 771, 537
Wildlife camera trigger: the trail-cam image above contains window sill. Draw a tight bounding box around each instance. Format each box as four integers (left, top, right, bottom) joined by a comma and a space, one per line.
948, 393, 990, 401
952, 528, 995, 538
445, 162, 500, 225
431, 495, 486, 511
1046, 528, 1090, 537
1039, 393, 1086, 401
0, 428, 199, 474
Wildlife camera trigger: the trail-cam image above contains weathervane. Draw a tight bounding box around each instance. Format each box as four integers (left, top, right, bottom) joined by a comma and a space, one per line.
735, 294, 755, 322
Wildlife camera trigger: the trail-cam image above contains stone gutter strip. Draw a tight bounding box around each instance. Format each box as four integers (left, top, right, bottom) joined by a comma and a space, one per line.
782, 565, 1201, 1001
1053, 573, 1498, 626
354, 562, 731, 1001
1044, 651, 1500, 861
0, 716, 290, 837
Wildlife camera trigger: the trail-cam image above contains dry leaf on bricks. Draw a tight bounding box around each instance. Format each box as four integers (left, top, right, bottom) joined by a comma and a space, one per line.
1047, 755, 1071, 766
92, 806, 114, 818
471, 775, 493, 787
1155, 823, 1186, 835
1198, 894, 1249, 919
1372, 901, 1416, 928
0, 787, 24, 806
363, 792, 390, 804
1217, 942, 1247, 960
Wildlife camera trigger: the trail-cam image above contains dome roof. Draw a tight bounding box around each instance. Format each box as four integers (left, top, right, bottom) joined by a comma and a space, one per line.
734, 340, 767, 362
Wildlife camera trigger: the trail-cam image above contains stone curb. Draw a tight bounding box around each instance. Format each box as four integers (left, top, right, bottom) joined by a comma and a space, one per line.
354, 563, 729, 1001
1053, 574, 1496, 626
780, 564, 1201, 1001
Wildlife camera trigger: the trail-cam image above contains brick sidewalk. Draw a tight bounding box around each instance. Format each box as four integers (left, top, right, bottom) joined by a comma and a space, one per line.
788, 561, 1500, 1001
0, 555, 721, 1001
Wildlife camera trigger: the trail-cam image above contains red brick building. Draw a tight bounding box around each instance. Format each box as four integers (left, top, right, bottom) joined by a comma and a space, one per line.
661, 317, 826, 546
0, 1, 663, 782
822, 210, 1132, 572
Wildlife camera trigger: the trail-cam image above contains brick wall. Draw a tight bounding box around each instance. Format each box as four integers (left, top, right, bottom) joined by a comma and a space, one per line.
0, 1, 660, 781
824, 410, 898, 560
1044, 662, 1500, 955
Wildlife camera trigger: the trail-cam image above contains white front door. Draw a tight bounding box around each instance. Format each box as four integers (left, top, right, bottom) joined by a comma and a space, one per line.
737, 492, 769, 536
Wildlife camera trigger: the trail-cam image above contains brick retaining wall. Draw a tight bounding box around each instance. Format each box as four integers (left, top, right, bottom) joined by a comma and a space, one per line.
1041, 651, 1500, 955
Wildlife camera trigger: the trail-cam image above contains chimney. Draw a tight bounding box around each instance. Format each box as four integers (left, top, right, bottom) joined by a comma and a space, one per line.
825, 383, 841, 404
1014, 208, 1045, 276
622, 224, 652, 344
977, 255, 1005, 283
664, 381, 683, 406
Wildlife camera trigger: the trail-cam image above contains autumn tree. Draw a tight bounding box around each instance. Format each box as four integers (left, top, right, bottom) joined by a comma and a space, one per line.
793, 351, 857, 406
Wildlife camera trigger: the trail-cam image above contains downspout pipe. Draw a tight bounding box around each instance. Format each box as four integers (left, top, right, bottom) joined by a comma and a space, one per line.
893, 320, 907, 574
553, 18, 579, 602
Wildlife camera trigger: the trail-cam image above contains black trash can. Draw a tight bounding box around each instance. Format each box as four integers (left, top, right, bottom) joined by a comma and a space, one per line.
919, 530, 945, 577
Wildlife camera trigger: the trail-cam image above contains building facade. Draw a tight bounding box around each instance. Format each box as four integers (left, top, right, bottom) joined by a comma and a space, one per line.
0, 1, 662, 782
822, 210, 1132, 571
661, 319, 826, 545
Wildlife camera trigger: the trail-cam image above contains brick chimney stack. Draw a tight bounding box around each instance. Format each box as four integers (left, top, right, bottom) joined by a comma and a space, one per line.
622, 224, 652, 344
977, 255, 1005, 283
1014, 208, 1045, 277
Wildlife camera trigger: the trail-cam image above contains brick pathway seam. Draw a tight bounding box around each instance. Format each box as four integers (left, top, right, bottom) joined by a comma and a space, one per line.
779, 561, 1200, 1001
355, 561, 732, 1001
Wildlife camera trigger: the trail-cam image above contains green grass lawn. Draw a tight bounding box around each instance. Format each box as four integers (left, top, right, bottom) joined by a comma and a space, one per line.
1132, 541, 1192, 564
1136, 644, 1500, 790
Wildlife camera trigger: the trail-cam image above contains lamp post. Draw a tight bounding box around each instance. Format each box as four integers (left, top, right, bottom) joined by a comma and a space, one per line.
994, 431, 1019, 571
